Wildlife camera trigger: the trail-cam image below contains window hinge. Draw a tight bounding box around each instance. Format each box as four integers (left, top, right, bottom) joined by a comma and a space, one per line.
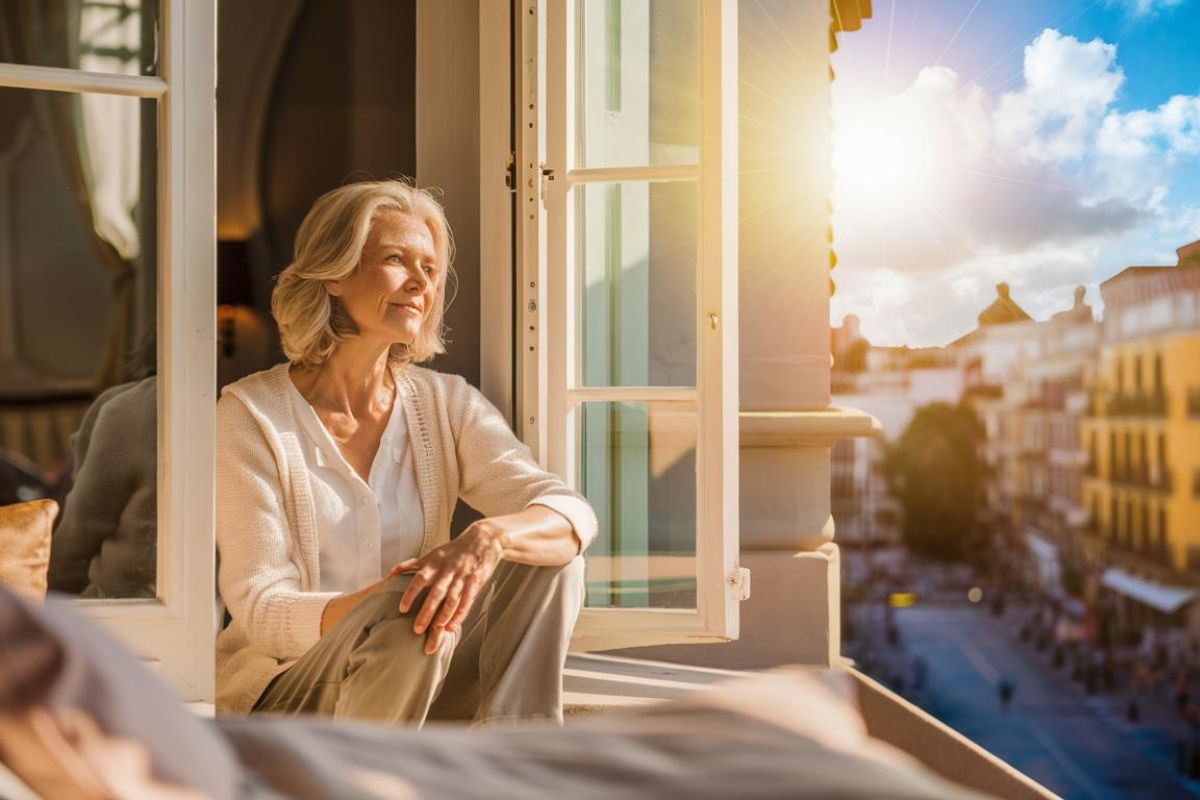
504, 151, 516, 194
729, 567, 751, 601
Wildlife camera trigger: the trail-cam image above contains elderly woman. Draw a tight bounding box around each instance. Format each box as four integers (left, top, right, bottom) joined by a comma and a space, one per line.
215, 181, 596, 726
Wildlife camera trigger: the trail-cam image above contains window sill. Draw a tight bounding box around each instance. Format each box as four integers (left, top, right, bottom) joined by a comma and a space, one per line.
740, 407, 882, 447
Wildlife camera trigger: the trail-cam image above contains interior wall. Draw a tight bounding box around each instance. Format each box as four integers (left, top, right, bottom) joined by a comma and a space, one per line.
218, 0, 419, 377
216, 1, 497, 391
416, 0, 482, 388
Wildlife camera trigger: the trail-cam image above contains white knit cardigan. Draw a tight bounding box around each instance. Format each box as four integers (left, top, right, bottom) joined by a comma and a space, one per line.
215, 363, 598, 715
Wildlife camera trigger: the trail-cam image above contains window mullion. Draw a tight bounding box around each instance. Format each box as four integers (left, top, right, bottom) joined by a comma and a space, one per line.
565, 163, 699, 185
567, 387, 697, 403
0, 62, 166, 97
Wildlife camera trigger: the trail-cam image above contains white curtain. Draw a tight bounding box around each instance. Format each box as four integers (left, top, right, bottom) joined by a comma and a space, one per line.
78, 0, 142, 262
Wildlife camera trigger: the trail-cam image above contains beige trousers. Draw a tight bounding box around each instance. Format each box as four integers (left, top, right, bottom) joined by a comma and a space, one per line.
252, 556, 585, 727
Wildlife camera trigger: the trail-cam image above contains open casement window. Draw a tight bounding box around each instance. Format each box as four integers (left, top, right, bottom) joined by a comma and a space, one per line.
517, 0, 739, 650
0, 1, 216, 700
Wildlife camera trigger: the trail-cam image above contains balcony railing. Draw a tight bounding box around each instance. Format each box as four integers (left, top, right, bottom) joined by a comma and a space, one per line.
1085, 517, 1173, 567
1103, 390, 1167, 417
1109, 536, 1174, 569
1109, 465, 1173, 493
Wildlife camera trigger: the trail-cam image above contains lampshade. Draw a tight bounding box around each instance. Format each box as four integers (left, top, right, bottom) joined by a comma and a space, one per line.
217, 239, 254, 307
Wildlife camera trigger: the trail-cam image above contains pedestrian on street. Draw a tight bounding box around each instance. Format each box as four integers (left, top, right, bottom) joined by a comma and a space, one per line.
997, 678, 1016, 712
911, 656, 928, 694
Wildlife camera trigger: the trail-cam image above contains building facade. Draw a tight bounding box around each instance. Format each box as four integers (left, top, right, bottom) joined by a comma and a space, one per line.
1082, 241, 1200, 641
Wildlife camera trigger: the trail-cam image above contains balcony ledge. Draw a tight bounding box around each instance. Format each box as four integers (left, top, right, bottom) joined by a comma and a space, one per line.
741, 407, 882, 447
562, 652, 1056, 800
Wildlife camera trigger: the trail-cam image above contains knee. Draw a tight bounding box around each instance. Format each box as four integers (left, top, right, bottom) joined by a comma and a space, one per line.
535, 555, 585, 606
559, 555, 586, 594
523, 556, 584, 593
352, 575, 414, 628
354, 596, 457, 668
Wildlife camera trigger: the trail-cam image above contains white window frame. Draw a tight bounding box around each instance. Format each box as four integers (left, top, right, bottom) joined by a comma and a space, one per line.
511, 0, 740, 651
0, 0, 217, 701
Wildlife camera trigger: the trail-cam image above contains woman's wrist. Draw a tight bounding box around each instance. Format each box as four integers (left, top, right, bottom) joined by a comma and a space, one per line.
466, 519, 507, 561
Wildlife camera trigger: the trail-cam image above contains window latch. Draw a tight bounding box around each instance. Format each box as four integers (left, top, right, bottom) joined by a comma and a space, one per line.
539, 164, 556, 205
728, 567, 751, 601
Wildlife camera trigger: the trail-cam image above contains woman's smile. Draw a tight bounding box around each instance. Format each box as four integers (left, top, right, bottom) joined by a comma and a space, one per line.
391, 301, 423, 316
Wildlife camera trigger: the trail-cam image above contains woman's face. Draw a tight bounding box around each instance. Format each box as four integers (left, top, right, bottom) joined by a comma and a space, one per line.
332, 209, 439, 348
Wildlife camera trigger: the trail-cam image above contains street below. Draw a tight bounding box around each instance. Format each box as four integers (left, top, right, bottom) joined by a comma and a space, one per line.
856, 602, 1200, 799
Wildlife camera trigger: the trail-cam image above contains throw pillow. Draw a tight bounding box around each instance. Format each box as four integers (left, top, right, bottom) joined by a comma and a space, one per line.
0, 499, 57, 599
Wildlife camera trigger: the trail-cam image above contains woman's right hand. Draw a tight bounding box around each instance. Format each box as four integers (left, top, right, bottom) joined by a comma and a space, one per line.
319, 576, 393, 636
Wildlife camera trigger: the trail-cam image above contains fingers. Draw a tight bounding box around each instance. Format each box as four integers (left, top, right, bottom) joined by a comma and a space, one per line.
448, 579, 482, 631
431, 581, 465, 633
425, 625, 447, 655
389, 558, 420, 577
398, 567, 431, 614
413, 577, 453, 636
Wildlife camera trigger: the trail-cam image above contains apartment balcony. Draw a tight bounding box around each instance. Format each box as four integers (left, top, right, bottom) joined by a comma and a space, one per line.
1109, 465, 1173, 494
1083, 517, 1174, 571
1018, 443, 1047, 460
1102, 390, 1168, 418
1065, 389, 1090, 416
1105, 537, 1175, 574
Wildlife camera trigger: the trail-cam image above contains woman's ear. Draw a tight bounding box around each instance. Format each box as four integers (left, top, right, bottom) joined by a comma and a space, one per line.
327, 281, 343, 298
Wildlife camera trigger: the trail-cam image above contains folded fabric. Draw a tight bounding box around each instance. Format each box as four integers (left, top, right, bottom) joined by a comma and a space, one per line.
219, 684, 994, 800
0, 585, 242, 799
0, 583, 993, 800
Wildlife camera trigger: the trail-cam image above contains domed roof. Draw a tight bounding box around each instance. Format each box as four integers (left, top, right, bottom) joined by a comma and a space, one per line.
976, 282, 1032, 326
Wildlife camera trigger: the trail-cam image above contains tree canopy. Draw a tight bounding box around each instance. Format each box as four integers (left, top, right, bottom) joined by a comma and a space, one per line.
884, 402, 986, 562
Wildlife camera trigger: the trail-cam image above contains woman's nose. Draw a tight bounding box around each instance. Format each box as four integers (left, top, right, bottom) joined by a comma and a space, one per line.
405, 267, 430, 292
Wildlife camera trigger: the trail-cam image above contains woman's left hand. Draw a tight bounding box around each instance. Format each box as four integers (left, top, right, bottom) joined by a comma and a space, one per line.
391, 522, 505, 654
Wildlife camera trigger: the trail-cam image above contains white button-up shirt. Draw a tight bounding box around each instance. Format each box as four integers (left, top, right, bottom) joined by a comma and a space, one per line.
286, 380, 424, 594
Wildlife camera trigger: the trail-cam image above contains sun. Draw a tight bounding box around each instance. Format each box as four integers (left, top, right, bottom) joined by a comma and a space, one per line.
832, 103, 961, 215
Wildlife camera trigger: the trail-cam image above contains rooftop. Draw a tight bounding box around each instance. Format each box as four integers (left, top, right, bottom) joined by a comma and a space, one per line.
977, 283, 1033, 327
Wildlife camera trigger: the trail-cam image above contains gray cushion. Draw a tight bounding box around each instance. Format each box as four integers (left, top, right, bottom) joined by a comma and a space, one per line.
0, 585, 242, 800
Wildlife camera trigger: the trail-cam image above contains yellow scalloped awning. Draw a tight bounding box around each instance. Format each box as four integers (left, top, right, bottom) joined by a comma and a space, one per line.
830, 0, 872, 52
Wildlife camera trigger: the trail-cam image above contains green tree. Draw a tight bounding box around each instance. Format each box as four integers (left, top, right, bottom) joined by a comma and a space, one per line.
836, 338, 870, 372
884, 402, 986, 561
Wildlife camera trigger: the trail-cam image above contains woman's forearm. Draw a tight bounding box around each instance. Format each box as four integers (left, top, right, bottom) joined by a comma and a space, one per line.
469, 505, 581, 566
322, 506, 578, 637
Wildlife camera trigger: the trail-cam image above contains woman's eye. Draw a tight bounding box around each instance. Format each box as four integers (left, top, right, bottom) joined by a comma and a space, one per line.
423, 266, 435, 277
387, 254, 403, 263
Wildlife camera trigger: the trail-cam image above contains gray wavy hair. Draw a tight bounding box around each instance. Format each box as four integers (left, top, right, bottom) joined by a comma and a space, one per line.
271, 180, 456, 368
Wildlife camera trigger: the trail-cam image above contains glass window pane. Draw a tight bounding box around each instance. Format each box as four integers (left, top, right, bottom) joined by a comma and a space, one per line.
0, 1, 160, 76
575, 0, 698, 169
579, 401, 696, 609
577, 180, 697, 387
0, 86, 158, 599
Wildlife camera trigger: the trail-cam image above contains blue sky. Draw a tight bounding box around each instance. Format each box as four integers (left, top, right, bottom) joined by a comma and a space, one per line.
830, 0, 1200, 347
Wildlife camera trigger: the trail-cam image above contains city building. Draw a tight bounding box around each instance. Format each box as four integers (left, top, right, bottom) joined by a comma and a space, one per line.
1082, 240, 1200, 642
1012, 288, 1099, 610
950, 284, 1043, 567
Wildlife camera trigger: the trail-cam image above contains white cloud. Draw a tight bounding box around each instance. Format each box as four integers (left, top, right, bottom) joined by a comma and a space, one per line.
1098, 95, 1200, 159
993, 30, 1124, 164
831, 27, 1200, 346
1104, 0, 1186, 18
833, 33, 1145, 276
